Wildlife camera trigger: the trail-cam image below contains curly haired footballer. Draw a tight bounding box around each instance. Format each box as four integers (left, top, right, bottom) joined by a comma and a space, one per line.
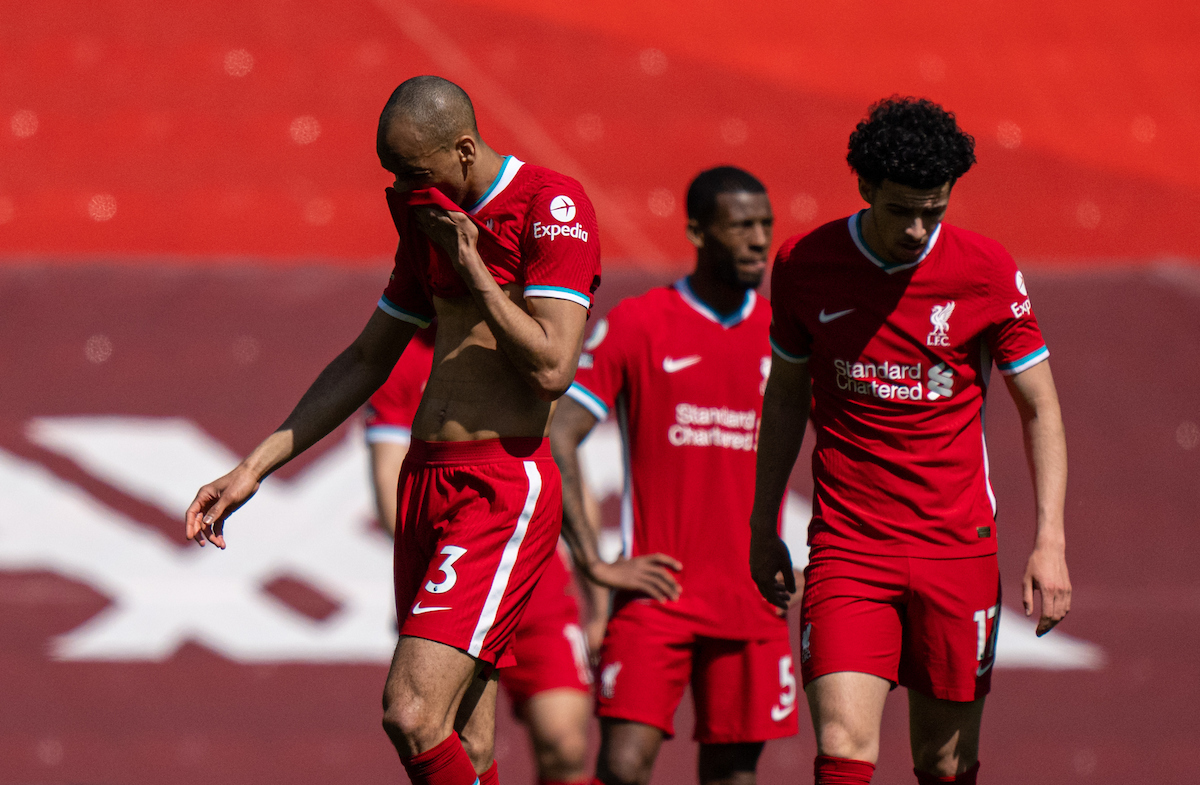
847, 97, 977, 188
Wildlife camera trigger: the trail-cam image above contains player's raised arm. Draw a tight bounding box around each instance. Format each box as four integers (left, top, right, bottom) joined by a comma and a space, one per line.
412, 206, 590, 401
185, 308, 417, 548
550, 396, 682, 600
748, 353, 811, 610
1004, 359, 1071, 636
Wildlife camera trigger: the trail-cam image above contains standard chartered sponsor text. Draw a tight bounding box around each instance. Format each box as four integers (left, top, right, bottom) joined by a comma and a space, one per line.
833, 357, 955, 402
834, 358, 923, 401
670, 403, 758, 450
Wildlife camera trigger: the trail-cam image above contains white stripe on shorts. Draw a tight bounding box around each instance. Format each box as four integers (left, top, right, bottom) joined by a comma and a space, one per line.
468, 460, 542, 658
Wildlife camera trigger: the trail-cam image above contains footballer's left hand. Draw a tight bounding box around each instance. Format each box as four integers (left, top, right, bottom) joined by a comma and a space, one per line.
1023, 544, 1071, 636
750, 531, 796, 612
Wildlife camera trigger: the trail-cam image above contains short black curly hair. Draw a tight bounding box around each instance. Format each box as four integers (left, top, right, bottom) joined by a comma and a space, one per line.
686, 166, 766, 226
846, 97, 976, 189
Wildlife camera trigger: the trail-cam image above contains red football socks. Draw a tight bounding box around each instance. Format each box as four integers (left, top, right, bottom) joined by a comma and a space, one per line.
914, 761, 980, 784
815, 755, 876, 784
400, 734, 481, 785
478, 760, 499, 785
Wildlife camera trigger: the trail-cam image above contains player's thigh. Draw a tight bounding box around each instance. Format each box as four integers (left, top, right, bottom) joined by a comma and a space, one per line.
900, 555, 1001, 703
697, 742, 764, 785
804, 671, 892, 763
799, 547, 907, 690
907, 689, 985, 774
382, 634, 482, 750
595, 601, 694, 738
692, 635, 799, 744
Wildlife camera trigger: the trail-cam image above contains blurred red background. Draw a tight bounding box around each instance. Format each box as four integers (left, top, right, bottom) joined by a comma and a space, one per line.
2, 0, 1197, 265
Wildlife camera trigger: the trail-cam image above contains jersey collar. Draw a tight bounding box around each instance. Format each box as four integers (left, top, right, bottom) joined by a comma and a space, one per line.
468, 155, 525, 214
674, 277, 757, 328
849, 210, 941, 274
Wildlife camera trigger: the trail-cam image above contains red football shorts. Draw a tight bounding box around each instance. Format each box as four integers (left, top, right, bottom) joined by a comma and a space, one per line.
499, 548, 592, 711
595, 599, 799, 743
799, 546, 1001, 702
394, 438, 562, 668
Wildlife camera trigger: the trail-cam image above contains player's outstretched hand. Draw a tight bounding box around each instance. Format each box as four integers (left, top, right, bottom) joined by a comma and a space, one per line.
184, 465, 262, 550
750, 532, 796, 612
412, 206, 479, 270
591, 554, 682, 602
1023, 544, 1071, 636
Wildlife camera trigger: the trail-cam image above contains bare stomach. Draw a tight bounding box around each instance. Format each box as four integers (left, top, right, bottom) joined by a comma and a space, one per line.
410, 285, 557, 442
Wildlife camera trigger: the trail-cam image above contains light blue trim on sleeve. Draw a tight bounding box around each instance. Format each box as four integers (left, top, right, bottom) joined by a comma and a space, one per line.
997, 345, 1049, 375
565, 382, 609, 420
365, 425, 413, 445
377, 296, 433, 328
524, 285, 591, 308
769, 336, 810, 364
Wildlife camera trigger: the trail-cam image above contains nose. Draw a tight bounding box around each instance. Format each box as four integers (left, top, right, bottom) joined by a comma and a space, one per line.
906, 218, 927, 241
749, 222, 769, 249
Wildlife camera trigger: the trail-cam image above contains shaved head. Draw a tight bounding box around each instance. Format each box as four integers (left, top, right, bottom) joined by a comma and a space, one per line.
377, 76, 479, 170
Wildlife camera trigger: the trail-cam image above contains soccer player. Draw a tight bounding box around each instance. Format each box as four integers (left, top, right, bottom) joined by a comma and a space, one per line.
748, 97, 1071, 785
551, 167, 799, 785
185, 75, 601, 785
365, 328, 594, 785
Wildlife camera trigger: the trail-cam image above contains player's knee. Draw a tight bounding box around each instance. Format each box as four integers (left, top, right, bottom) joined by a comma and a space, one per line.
597, 741, 656, 785
816, 720, 878, 762
532, 726, 589, 779
381, 692, 445, 755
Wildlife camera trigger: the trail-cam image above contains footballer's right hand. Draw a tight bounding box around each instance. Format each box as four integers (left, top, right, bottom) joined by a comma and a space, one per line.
591, 554, 682, 602
184, 465, 262, 549
750, 531, 796, 611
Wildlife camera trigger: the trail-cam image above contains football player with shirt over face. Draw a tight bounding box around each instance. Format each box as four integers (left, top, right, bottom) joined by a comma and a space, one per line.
186, 75, 600, 785
749, 97, 1071, 785
552, 167, 800, 785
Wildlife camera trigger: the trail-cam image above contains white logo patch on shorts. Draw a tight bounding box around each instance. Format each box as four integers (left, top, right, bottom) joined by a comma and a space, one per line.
600, 661, 622, 699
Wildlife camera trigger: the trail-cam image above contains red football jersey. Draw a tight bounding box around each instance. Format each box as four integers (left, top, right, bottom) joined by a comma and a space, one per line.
770, 212, 1050, 558
379, 156, 601, 326
365, 326, 436, 442
567, 279, 785, 640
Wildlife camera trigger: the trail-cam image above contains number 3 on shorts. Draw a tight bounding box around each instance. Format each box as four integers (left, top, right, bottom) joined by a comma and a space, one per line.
425, 546, 468, 594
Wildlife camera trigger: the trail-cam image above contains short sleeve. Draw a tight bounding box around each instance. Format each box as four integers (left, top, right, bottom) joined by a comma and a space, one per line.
564, 306, 632, 421
520, 178, 602, 309
984, 252, 1049, 375
379, 241, 435, 328
767, 242, 812, 363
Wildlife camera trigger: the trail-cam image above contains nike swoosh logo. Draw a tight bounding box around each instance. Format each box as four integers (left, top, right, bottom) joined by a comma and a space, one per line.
662, 355, 702, 373
976, 660, 995, 677
818, 308, 856, 323
770, 702, 796, 722
411, 602, 451, 615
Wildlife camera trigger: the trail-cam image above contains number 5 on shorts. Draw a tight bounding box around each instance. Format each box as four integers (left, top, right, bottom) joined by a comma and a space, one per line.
771, 655, 797, 721
425, 546, 468, 594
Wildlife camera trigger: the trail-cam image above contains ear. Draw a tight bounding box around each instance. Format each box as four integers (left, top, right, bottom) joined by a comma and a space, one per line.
454, 134, 477, 167
857, 176, 877, 206
685, 218, 704, 250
